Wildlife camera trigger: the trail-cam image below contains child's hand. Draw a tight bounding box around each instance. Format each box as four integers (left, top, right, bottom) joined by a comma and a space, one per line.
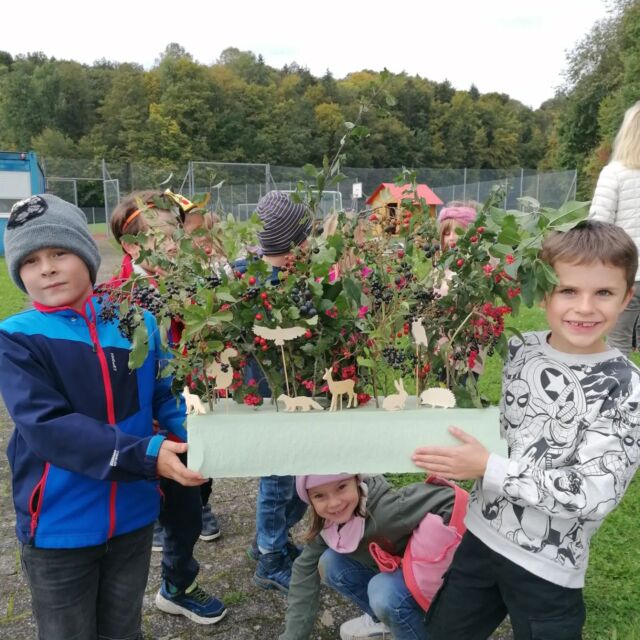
411, 426, 490, 480
157, 441, 207, 486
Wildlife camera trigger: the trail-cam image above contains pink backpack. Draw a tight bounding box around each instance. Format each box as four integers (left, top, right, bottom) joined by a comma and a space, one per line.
369, 476, 468, 612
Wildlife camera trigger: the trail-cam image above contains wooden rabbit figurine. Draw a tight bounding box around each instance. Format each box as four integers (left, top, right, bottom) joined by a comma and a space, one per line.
382, 379, 408, 411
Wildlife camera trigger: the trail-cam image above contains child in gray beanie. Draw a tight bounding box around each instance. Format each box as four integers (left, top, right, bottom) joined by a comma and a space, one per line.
4, 193, 101, 293
0, 194, 206, 639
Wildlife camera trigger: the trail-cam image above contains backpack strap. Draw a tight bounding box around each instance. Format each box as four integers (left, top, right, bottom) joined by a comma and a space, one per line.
425, 475, 469, 535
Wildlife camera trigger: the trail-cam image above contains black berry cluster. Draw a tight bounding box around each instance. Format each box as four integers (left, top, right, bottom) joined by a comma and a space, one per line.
291, 286, 317, 317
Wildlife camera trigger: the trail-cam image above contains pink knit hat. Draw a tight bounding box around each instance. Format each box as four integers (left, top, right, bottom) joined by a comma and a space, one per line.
296, 474, 356, 504
437, 206, 477, 227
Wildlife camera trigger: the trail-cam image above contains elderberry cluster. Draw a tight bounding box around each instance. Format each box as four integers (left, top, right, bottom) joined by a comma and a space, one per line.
370, 277, 393, 307
382, 346, 406, 369
291, 286, 317, 317
118, 308, 140, 341
414, 288, 438, 314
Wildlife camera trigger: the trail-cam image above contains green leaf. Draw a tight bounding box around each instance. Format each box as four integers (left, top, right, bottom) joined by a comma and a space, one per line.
305, 315, 319, 326
287, 306, 301, 320
343, 277, 362, 305
208, 310, 233, 325
357, 356, 374, 368
216, 291, 237, 303
128, 324, 149, 370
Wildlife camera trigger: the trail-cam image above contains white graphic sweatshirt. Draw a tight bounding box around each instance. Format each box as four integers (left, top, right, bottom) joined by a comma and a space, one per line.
466, 331, 640, 588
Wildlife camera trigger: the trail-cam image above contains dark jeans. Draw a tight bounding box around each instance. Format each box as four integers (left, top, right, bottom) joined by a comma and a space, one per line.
200, 478, 213, 505
20, 523, 153, 640
159, 468, 202, 590
425, 531, 586, 640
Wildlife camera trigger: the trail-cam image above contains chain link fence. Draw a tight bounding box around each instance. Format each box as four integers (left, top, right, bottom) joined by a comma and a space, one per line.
41, 158, 578, 232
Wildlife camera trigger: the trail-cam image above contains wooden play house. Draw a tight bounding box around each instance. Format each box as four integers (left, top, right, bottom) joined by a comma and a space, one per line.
366, 183, 442, 234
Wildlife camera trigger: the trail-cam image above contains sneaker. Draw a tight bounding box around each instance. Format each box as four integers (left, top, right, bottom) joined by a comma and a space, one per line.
152, 522, 164, 552
155, 580, 227, 625
200, 504, 221, 541
253, 550, 293, 593
339, 614, 392, 640
247, 535, 302, 562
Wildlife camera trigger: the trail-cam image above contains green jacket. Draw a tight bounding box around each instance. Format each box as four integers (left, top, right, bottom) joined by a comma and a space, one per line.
279, 475, 456, 640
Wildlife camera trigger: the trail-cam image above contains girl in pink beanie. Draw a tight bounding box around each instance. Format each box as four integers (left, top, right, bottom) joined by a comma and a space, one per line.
437, 201, 478, 250
280, 474, 458, 640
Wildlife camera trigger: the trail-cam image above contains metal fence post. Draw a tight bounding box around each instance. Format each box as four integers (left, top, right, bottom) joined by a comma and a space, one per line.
463, 167, 467, 201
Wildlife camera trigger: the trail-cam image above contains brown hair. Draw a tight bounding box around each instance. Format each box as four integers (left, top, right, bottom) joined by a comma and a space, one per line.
540, 220, 638, 290
302, 480, 367, 543
110, 189, 168, 244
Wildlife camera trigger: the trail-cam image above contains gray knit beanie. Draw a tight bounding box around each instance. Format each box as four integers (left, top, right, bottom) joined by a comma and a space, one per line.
256, 191, 312, 256
4, 194, 101, 293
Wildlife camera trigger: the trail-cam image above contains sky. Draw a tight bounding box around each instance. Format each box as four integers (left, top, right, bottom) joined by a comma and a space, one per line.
4, 0, 612, 109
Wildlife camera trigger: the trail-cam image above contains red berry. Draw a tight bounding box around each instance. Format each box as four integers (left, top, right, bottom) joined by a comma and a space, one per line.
397, 331, 403, 338
450, 242, 456, 249
304, 329, 312, 339
456, 259, 464, 267
261, 344, 268, 352
470, 235, 478, 243
190, 381, 197, 390
398, 250, 405, 258
255, 313, 263, 321
477, 226, 485, 234
260, 292, 268, 300
369, 214, 378, 222
248, 276, 256, 285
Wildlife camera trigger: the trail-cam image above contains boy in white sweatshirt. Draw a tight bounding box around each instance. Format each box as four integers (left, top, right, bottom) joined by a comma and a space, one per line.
413, 220, 640, 639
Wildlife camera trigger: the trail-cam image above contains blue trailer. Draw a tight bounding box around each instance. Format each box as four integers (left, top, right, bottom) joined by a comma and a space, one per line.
0, 151, 46, 256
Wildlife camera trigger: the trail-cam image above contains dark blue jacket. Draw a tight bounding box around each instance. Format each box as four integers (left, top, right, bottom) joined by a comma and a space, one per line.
0, 295, 187, 548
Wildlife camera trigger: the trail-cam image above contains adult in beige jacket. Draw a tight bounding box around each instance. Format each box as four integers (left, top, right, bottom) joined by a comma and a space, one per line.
589, 100, 640, 355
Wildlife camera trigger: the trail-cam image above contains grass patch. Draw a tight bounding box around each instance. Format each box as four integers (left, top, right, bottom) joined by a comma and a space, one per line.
0, 258, 26, 320
390, 305, 640, 639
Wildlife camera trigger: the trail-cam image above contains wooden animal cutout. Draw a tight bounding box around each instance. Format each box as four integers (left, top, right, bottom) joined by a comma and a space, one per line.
419, 387, 456, 408
322, 368, 358, 411
382, 379, 409, 411
252, 324, 307, 346
411, 319, 429, 347
183, 387, 207, 415
205, 347, 239, 394
277, 394, 324, 412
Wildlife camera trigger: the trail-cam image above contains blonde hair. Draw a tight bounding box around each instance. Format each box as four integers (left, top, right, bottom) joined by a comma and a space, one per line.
612, 101, 640, 169
540, 220, 638, 290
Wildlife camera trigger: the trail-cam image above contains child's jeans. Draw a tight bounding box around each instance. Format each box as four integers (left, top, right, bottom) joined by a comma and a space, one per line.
256, 475, 307, 553
425, 531, 585, 640
20, 523, 153, 640
319, 548, 428, 640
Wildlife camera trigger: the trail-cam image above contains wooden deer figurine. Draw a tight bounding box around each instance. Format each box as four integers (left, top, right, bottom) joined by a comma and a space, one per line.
322, 368, 358, 411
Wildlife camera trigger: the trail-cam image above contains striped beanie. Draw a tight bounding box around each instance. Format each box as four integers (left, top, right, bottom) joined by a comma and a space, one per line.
256, 191, 312, 256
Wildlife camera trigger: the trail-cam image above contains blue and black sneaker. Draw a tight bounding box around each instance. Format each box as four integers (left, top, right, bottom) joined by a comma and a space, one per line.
253, 550, 293, 593
155, 580, 227, 625
247, 535, 302, 562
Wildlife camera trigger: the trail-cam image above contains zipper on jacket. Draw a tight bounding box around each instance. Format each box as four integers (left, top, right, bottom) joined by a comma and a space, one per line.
28, 463, 51, 542
81, 300, 118, 538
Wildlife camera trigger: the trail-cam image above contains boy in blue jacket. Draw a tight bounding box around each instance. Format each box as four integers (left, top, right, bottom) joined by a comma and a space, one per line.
0, 194, 211, 640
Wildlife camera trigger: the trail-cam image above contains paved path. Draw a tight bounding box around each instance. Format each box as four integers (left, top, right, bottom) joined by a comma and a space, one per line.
0, 235, 513, 639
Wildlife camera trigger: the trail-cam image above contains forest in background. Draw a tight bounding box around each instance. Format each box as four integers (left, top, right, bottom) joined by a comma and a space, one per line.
0, 0, 637, 199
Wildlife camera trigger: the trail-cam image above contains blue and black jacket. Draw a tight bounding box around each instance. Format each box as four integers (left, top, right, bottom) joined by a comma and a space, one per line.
0, 295, 187, 548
